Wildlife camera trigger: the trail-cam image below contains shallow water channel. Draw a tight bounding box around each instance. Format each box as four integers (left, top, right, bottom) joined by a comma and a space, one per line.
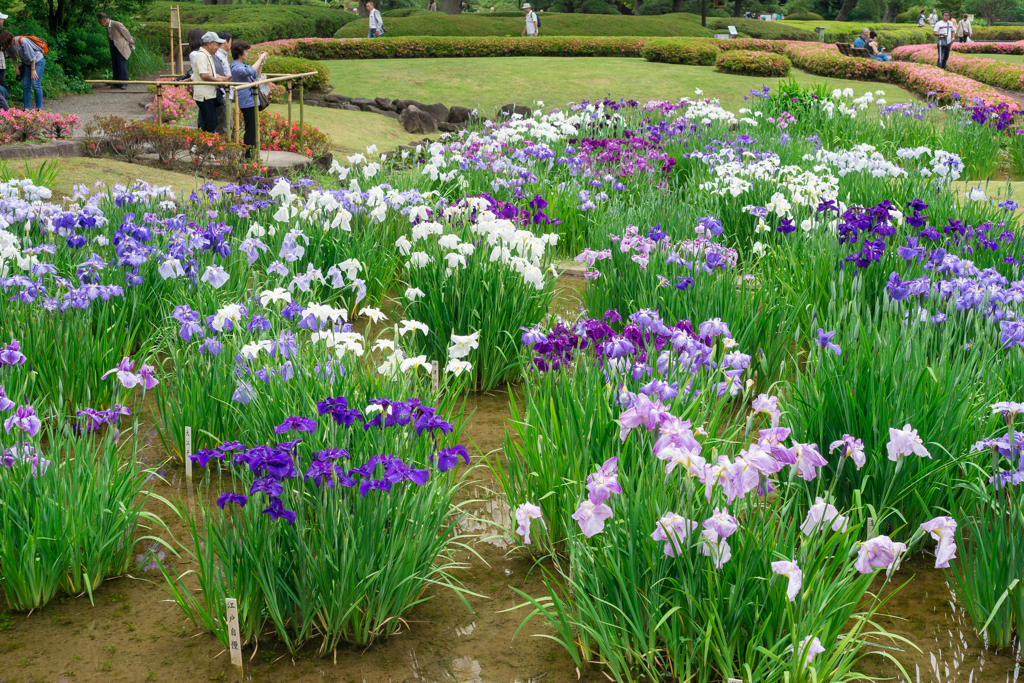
0, 279, 1021, 682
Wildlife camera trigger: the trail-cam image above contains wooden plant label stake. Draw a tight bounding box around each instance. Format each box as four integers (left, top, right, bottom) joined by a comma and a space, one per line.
184, 426, 193, 481
728, 678, 743, 683
431, 361, 439, 393
225, 598, 243, 670
866, 518, 874, 539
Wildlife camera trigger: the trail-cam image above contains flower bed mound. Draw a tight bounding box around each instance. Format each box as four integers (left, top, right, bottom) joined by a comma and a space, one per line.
716, 50, 791, 78
639, 38, 719, 66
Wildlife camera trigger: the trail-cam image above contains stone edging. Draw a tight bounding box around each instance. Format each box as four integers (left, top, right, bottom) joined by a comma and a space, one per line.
0, 140, 84, 161
302, 93, 533, 135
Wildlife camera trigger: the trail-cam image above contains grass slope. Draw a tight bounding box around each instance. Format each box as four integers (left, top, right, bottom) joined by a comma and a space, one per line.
264, 104, 426, 155
20, 158, 205, 200
335, 12, 713, 37
325, 57, 922, 111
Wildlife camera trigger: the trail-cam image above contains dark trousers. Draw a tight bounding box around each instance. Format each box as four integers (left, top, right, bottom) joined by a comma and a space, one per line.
240, 105, 256, 158
937, 43, 951, 69
109, 43, 129, 84
196, 98, 217, 134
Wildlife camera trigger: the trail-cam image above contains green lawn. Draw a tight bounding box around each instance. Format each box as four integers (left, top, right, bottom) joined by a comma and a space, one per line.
20, 158, 205, 200
958, 52, 1023, 63
325, 57, 922, 112
266, 104, 426, 156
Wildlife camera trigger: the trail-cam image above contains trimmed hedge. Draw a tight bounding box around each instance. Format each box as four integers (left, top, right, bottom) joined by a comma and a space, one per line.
137, 1, 357, 48
951, 41, 1024, 54
639, 38, 718, 64
264, 55, 331, 91
716, 49, 791, 76
824, 27, 933, 47
333, 12, 713, 37
255, 36, 651, 60
972, 26, 1024, 41
784, 11, 824, 20
707, 18, 818, 41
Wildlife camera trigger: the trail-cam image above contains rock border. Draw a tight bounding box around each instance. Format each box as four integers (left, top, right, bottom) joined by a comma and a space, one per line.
301, 93, 533, 135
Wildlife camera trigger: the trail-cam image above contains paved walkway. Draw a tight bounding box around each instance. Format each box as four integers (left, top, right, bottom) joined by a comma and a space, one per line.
42, 83, 156, 132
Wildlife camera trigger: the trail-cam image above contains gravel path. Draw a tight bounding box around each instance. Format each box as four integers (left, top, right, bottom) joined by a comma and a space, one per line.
44, 83, 156, 133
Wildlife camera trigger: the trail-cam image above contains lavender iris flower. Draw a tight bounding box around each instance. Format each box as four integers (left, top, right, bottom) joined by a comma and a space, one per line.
0, 386, 13, 413
514, 503, 543, 545
828, 435, 865, 469
572, 499, 614, 537
703, 507, 738, 539
854, 535, 907, 574
886, 424, 931, 461
651, 512, 698, 557
189, 449, 223, 468
797, 636, 825, 670
920, 516, 958, 568
771, 560, 802, 602
4, 405, 41, 437
585, 457, 622, 504
800, 497, 848, 535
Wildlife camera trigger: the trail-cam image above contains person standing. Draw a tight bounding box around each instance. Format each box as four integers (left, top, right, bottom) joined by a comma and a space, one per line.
521, 3, 539, 37
917, 10, 926, 26
0, 32, 45, 111
97, 13, 134, 89
214, 31, 233, 139
192, 32, 231, 134
0, 12, 8, 99
927, 8, 938, 25
934, 10, 955, 69
186, 29, 206, 130
230, 41, 267, 159
428, 0, 437, 10
367, 2, 384, 38
956, 13, 972, 43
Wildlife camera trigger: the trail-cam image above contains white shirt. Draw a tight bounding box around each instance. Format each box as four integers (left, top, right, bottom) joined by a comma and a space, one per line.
934, 19, 955, 44
928, 12, 938, 24
524, 11, 537, 35
369, 9, 383, 30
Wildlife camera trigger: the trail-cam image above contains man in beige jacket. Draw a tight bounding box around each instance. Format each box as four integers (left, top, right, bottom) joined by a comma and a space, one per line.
98, 13, 134, 89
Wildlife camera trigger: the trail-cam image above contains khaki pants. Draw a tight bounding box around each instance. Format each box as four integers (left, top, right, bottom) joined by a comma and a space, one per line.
216, 98, 232, 139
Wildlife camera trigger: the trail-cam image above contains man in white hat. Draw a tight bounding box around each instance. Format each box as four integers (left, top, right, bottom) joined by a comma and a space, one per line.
521, 3, 539, 36
192, 31, 232, 134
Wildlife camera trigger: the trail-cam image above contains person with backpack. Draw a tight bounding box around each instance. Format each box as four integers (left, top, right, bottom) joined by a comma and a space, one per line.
0, 31, 46, 111
521, 3, 539, 36
97, 13, 135, 89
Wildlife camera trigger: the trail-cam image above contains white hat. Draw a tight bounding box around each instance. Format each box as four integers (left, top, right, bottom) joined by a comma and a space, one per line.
522, 3, 531, 7
201, 31, 225, 44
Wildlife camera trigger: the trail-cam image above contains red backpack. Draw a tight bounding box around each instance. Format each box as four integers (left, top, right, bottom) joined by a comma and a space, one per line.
14, 36, 49, 55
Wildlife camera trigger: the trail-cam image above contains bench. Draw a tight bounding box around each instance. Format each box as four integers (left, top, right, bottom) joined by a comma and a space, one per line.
836, 42, 873, 59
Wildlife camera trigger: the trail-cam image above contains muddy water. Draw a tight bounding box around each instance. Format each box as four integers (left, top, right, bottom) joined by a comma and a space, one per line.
0, 276, 1020, 682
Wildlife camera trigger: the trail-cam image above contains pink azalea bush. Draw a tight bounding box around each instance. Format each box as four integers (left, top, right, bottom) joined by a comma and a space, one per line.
950, 41, 1024, 55
0, 109, 80, 145
715, 50, 791, 77
894, 43, 1024, 95
146, 83, 196, 124
254, 36, 651, 61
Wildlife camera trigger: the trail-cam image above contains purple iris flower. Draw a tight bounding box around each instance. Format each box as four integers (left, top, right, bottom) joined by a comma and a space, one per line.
250, 477, 284, 499
4, 405, 40, 437
675, 276, 695, 291
432, 445, 470, 472
415, 412, 454, 436
886, 272, 910, 301
189, 449, 222, 468
0, 386, 13, 413
815, 329, 841, 356
274, 416, 317, 435
359, 478, 394, 497
263, 497, 297, 525
585, 457, 622, 505
219, 441, 246, 453
217, 491, 248, 509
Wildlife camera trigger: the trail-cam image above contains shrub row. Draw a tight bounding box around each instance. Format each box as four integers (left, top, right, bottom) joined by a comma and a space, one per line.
893, 43, 1024, 93
784, 11, 825, 20
638, 38, 718, 65
264, 55, 331, 92
138, 1, 357, 48
0, 110, 79, 145
951, 41, 1024, 54
716, 49, 791, 76
707, 17, 818, 41
254, 36, 651, 60
333, 12, 712, 38
783, 41, 1019, 107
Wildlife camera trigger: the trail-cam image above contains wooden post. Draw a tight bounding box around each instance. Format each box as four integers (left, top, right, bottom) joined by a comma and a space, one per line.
298, 82, 304, 150
255, 103, 261, 166
156, 84, 163, 125
234, 88, 241, 144
287, 83, 293, 131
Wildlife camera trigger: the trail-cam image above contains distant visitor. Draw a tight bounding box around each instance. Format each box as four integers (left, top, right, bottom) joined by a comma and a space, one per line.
522, 3, 540, 37
367, 2, 385, 38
